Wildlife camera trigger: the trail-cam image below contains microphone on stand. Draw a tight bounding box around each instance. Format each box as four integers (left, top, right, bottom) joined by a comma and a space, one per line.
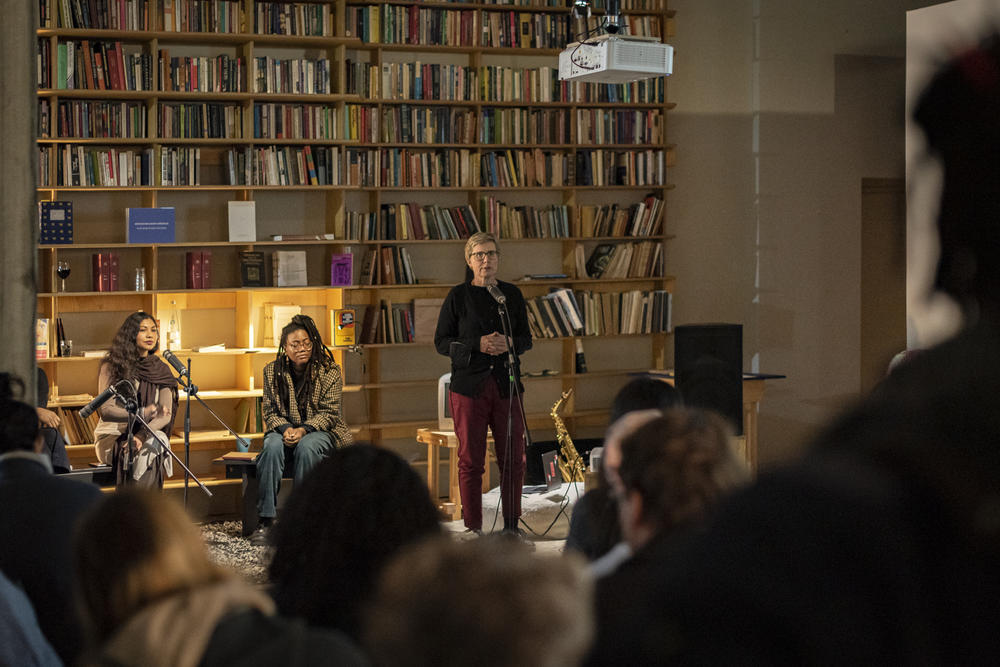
79, 383, 118, 419
487, 282, 507, 305
162, 349, 189, 378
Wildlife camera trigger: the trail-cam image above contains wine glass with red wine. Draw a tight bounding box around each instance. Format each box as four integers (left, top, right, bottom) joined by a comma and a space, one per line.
56, 260, 71, 292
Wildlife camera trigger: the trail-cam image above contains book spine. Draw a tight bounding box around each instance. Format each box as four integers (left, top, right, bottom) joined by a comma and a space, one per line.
200, 250, 211, 289
186, 250, 202, 289
108, 251, 119, 290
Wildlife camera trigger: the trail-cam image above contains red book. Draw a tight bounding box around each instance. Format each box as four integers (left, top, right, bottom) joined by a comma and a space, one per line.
92, 253, 104, 292
186, 251, 202, 289
407, 202, 424, 240
108, 252, 119, 290
199, 250, 211, 288
81, 41, 94, 89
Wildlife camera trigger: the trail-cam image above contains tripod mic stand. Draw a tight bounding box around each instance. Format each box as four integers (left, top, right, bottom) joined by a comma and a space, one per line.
109, 383, 213, 497
163, 352, 251, 507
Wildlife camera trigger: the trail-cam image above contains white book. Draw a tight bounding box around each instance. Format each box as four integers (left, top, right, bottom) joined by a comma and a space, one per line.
273, 250, 307, 287
228, 201, 256, 242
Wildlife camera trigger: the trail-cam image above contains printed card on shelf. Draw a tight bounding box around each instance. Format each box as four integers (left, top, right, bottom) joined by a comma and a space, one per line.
126, 207, 176, 243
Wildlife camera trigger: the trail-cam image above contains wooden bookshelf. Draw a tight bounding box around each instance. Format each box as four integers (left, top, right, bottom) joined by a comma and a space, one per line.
36, 0, 675, 492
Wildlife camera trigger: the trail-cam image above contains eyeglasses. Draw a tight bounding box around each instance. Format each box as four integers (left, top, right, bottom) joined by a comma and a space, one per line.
286, 340, 313, 351
469, 250, 499, 262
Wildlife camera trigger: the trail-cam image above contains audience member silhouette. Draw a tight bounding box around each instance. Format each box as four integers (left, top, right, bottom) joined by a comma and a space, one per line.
630, 34, 1000, 664
0, 569, 61, 667
565, 376, 681, 561
0, 372, 102, 664
364, 536, 593, 667
269, 444, 441, 641
35, 367, 70, 474
585, 408, 748, 665
73, 488, 367, 667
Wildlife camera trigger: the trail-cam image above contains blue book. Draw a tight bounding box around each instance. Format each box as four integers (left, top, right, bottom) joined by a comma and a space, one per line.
39, 201, 73, 244
126, 207, 176, 243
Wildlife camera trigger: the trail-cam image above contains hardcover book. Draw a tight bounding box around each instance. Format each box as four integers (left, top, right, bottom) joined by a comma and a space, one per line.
227, 201, 256, 242
332, 308, 356, 347
330, 253, 353, 287
126, 207, 175, 243
39, 201, 73, 244
239, 251, 265, 287
272, 250, 307, 287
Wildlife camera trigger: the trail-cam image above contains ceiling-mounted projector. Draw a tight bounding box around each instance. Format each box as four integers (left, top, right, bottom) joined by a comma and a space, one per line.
558, 34, 673, 84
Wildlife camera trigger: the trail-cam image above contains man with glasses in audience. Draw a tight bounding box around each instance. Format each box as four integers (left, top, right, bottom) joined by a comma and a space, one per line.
251, 314, 353, 545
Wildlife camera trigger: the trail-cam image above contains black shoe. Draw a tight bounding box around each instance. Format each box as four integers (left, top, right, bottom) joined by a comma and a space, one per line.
248, 522, 271, 546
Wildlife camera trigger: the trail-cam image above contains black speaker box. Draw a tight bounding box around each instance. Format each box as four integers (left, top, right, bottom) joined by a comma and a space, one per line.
674, 324, 743, 435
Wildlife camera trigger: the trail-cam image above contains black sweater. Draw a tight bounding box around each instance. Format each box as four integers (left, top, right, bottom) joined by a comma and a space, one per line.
434, 280, 532, 397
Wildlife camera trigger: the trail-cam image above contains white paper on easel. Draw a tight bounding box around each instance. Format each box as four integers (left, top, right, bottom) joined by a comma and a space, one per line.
228, 201, 256, 242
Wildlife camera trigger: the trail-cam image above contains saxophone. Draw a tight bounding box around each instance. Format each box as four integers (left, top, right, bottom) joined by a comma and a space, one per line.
551, 388, 586, 483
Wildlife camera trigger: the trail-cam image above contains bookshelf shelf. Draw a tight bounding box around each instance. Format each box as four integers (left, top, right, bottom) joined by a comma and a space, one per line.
36, 0, 675, 488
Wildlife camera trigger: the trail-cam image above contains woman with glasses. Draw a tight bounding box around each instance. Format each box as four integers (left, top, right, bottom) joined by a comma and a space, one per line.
434, 231, 533, 537
251, 314, 353, 544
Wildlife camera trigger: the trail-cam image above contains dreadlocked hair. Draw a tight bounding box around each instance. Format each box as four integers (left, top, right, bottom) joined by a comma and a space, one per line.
274, 314, 334, 412
103, 312, 159, 385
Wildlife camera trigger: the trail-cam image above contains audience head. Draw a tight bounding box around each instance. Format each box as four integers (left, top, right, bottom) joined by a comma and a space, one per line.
609, 376, 681, 424
602, 409, 663, 493
73, 488, 230, 644
615, 407, 749, 550
269, 444, 442, 638
914, 32, 1000, 315
0, 372, 41, 455
364, 536, 593, 667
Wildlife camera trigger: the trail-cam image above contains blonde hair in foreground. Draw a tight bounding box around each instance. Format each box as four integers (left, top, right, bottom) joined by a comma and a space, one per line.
74, 488, 230, 643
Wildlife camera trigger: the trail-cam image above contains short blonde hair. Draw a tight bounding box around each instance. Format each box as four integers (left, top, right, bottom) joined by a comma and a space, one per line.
465, 232, 499, 259
74, 489, 231, 643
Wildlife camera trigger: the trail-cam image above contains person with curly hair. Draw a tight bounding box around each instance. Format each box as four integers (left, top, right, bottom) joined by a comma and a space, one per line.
251, 314, 353, 544
93, 311, 177, 488
269, 444, 441, 640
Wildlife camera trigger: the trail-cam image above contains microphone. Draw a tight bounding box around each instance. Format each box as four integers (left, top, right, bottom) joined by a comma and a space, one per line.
487, 282, 506, 305
162, 349, 188, 377
79, 384, 117, 419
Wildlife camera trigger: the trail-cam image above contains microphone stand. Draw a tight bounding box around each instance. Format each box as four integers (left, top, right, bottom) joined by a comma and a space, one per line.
168, 357, 252, 506
109, 384, 213, 497
495, 297, 532, 533
183, 357, 192, 506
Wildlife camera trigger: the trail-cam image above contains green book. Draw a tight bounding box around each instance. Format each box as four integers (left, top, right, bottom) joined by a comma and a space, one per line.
56, 43, 67, 89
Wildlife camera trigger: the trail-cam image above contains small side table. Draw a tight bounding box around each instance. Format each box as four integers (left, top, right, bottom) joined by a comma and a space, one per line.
416, 428, 494, 521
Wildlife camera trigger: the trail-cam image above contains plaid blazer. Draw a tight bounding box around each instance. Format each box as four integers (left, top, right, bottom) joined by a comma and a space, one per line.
261, 359, 353, 447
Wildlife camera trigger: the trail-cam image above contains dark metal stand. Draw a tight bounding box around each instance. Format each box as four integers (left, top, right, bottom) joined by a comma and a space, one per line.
495, 300, 532, 531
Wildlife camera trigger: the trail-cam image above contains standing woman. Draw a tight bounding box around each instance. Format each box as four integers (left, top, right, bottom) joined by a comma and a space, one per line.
93, 312, 177, 488
434, 231, 532, 535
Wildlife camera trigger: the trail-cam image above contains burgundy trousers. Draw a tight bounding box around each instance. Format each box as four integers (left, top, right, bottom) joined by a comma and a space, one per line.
450, 378, 525, 530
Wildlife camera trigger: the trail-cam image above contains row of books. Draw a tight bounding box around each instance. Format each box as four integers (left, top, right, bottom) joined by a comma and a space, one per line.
347, 6, 479, 46
44, 0, 151, 31
162, 0, 241, 34
159, 102, 243, 139
481, 149, 569, 188
358, 300, 416, 345
345, 148, 477, 188
56, 406, 101, 446
575, 109, 664, 145
480, 107, 571, 145
47, 100, 148, 140
225, 145, 340, 186
346, 203, 483, 242
254, 103, 337, 140
252, 57, 331, 95
345, 105, 479, 145
525, 288, 672, 339
159, 52, 244, 93
483, 10, 574, 49
579, 196, 665, 238
579, 241, 664, 280
48, 40, 152, 91
478, 198, 571, 239
185, 250, 213, 289
575, 149, 666, 187
253, 1, 334, 37
346, 61, 480, 103
571, 14, 662, 40
50, 145, 155, 187
358, 246, 418, 286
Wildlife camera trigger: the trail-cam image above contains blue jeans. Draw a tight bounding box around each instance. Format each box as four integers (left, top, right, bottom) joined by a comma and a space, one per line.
256, 430, 334, 518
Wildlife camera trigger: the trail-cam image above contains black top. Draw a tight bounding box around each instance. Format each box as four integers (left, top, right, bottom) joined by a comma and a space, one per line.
434, 280, 532, 398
